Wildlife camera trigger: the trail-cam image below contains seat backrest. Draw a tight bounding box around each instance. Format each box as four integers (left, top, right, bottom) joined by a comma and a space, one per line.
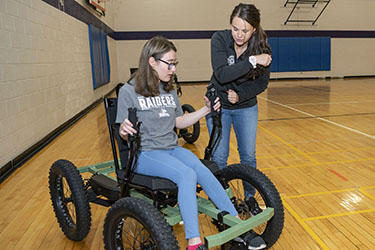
104, 98, 129, 176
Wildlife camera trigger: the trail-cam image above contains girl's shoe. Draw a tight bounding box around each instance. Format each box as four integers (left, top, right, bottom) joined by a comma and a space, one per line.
187, 243, 208, 250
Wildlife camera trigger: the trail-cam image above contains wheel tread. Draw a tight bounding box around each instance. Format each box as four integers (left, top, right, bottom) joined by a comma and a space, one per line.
217, 164, 284, 248
103, 197, 179, 250
49, 159, 91, 241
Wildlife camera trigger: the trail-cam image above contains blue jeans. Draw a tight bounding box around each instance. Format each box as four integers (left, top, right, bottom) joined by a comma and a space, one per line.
136, 147, 238, 239
206, 105, 258, 197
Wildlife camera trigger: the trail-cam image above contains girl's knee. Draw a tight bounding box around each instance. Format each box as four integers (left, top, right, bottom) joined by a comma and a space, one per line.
179, 168, 197, 184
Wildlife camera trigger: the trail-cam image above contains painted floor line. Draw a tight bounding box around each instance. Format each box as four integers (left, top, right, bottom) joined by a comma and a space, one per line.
259, 125, 319, 164
283, 200, 330, 250
304, 209, 375, 221
282, 188, 357, 199
259, 96, 375, 139
358, 189, 375, 201
328, 169, 349, 181
282, 186, 375, 200
284, 100, 375, 106
257, 146, 375, 160
260, 157, 375, 171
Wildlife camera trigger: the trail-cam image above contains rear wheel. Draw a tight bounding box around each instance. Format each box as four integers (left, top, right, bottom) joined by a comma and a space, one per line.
103, 197, 179, 250
49, 159, 91, 241
179, 104, 200, 143
216, 164, 284, 248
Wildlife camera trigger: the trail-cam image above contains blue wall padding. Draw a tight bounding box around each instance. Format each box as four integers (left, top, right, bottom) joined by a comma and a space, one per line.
268, 37, 331, 72
89, 24, 110, 89
321, 38, 331, 70
268, 38, 279, 72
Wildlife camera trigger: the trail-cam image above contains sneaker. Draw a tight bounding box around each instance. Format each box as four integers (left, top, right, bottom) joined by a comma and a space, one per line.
186, 244, 208, 250
233, 230, 266, 250
197, 245, 208, 250
245, 197, 263, 216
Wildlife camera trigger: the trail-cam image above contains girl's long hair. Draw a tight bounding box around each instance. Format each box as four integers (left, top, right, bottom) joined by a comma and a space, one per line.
230, 3, 271, 78
129, 36, 176, 97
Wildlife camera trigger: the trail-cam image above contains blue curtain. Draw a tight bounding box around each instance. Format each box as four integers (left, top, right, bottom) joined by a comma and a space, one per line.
89, 24, 110, 89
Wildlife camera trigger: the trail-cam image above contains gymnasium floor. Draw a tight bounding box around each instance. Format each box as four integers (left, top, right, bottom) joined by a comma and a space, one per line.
0, 77, 374, 249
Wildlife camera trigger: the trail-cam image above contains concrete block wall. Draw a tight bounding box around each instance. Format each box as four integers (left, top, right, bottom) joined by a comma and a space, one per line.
0, 0, 118, 168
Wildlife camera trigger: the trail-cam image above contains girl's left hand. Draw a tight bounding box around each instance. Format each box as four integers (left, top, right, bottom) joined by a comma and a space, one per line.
204, 96, 221, 112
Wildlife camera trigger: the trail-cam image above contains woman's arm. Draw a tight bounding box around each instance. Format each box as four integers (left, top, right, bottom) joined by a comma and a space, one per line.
211, 31, 252, 84
211, 31, 271, 85
232, 67, 270, 103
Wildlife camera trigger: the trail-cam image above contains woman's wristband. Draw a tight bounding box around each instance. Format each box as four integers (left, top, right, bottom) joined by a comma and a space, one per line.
249, 55, 257, 68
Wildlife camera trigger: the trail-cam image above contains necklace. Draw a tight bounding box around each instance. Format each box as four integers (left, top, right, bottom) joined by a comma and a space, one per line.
234, 44, 247, 58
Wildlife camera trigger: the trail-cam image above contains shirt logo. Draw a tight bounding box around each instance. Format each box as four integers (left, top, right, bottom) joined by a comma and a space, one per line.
159, 108, 170, 117
138, 94, 176, 110
227, 55, 235, 65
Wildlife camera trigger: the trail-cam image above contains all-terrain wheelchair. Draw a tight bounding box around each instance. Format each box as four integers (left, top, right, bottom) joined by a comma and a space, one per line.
48, 85, 284, 249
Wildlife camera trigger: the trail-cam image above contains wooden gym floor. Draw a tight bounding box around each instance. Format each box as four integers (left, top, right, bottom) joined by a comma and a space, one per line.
0, 77, 374, 250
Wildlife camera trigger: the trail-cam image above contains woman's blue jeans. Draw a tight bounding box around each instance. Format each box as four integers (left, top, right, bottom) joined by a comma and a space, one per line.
206, 105, 258, 197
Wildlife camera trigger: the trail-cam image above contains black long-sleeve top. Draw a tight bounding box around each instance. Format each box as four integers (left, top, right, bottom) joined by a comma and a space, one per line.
210, 29, 270, 109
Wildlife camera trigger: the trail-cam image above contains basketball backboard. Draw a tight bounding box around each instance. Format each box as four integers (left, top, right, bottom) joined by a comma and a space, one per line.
88, 0, 106, 13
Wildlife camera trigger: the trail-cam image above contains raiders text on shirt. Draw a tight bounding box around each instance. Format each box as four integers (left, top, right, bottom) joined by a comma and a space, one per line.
138, 94, 176, 110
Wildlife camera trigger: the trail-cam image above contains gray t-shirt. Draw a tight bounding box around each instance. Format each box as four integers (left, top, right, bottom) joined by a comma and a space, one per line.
116, 82, 184, 151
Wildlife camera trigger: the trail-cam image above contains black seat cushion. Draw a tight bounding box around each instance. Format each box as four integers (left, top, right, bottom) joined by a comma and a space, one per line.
118, 169, 177, 191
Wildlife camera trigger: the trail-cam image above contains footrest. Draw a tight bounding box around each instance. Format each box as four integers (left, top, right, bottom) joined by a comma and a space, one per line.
197, 195, 274, 248
89, 174, 120, 200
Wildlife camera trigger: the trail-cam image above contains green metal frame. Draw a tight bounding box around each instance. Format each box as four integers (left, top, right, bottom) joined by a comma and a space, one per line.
78, 161, 274, 248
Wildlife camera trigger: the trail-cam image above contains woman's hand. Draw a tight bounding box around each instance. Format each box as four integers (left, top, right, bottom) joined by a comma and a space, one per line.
255, 54, 272, 67
227, 89, 239, 104
204, 96, 221, 112
119, 119, 137, 138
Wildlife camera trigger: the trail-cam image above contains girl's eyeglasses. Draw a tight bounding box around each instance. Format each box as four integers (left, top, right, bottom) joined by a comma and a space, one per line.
158, 59, 178, 70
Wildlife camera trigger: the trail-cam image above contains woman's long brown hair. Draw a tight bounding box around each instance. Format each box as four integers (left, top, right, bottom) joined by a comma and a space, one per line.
230, 3, 271, 78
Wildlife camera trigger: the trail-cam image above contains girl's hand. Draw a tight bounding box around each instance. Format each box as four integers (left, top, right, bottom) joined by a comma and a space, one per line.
255, 54, 272, 67
119, 119, 137, 137
204, 96, 221, 112
227, 89, 239, 104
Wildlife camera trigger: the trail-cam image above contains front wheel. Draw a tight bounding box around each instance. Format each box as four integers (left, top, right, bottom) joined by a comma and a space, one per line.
103, 197, 180, 250
217, 164, 284, 248
49, 159, 91, 241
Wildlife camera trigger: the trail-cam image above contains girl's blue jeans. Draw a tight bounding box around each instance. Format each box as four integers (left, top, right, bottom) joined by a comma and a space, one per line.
136, 147, 238, 239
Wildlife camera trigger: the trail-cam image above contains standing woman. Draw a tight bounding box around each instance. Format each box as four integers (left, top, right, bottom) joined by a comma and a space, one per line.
116, 36, 239, 250
207, 3, 272, 200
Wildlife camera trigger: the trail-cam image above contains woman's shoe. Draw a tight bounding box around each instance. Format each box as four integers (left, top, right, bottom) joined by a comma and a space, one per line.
233, 230, 266, 250
245, 196, 263, 216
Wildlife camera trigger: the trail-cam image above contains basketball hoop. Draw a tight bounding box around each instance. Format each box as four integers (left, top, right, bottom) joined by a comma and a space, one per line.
88, 0, 106, 16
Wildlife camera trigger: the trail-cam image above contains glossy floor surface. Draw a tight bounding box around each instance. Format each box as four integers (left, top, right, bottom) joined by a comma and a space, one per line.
0, 77, 374, 249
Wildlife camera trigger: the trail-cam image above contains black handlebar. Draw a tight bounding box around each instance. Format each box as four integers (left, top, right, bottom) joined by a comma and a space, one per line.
204, 84, 222, 160
128, 107, 137, 126
128, 107, 137, 141
206, 84, 219, 118
121, 107, 139, 197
